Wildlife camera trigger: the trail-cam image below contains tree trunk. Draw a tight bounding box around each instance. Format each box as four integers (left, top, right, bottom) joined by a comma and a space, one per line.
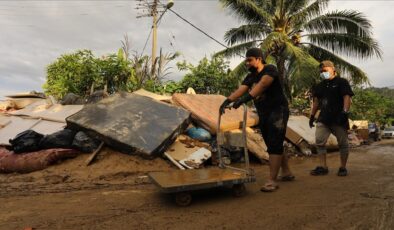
276, 58, 292, 102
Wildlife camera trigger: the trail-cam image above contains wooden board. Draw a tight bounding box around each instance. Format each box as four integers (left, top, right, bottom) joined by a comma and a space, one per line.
172, 94, 259, 134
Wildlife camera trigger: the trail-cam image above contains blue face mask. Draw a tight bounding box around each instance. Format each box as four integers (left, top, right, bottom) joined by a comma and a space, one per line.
320, 71, 330, 79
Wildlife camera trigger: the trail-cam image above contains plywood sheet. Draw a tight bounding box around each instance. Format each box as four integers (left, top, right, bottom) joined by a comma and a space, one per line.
172, 94, 259, 134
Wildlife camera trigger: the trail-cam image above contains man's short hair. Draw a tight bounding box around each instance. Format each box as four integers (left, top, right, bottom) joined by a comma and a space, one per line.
246, 48, 263, 58
320, 60, 335, 68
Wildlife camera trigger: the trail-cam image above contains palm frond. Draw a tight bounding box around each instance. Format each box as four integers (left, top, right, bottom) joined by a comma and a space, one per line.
220, 0, 274, 26
283, 41, 320, 94
290, 0, 330, 32
224, 24, 271, 46
230, 61, 248, 81
304, 10, 372, 37
214, 41, 257, 58
302, 43, 369, 85
306, 33, 382, 59
260, 32, 288, 55
284, 0, 311, 15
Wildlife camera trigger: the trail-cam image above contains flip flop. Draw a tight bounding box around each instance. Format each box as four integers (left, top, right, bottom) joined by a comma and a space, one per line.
260, 183, 279, 192
280, 175, 295, 182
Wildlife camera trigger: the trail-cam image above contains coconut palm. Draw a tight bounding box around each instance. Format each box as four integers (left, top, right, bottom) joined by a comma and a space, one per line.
217, 0, 382, 98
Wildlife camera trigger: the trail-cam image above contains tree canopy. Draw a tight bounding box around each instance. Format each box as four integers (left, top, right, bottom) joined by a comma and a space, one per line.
218, 0, 382, 98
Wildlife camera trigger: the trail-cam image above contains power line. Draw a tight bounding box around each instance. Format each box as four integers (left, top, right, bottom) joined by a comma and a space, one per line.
166, 8, 245, 58
141, 26, 153, 55
167, 8, 229, 50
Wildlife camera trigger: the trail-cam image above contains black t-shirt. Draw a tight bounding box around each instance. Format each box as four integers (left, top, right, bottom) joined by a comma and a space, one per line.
312, 77, 354, 125
241, 64, 288, 111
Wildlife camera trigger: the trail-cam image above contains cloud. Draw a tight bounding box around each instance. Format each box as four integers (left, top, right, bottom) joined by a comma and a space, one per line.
0, 0, 393, 100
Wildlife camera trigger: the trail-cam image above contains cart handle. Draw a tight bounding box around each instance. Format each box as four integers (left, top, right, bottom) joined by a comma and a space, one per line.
217, 103, 252, 175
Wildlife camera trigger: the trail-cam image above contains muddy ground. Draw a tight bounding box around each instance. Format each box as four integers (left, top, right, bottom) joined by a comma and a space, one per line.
0, 140, 393, 230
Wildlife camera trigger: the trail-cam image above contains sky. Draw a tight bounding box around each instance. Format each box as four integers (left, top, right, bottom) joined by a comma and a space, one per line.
1, 0, 393, 99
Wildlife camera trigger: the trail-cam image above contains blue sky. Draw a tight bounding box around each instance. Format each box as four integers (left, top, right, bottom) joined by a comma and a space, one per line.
0, 0, 393, 99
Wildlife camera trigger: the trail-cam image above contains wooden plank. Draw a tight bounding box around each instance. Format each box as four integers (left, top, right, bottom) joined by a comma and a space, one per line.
164, 152, 185, 170
85, 141, 105, 166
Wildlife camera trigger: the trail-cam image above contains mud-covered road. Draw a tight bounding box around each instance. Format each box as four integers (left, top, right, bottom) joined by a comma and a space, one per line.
1, 140, 393, 230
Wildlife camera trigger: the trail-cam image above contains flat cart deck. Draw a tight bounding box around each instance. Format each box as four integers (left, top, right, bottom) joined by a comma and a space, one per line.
149, 168, 255, 193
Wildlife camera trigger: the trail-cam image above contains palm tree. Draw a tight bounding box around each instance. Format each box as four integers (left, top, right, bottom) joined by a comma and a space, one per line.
217, 0, 382, 98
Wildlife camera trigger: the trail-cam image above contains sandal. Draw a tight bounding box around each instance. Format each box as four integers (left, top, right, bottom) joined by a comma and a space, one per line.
280, 175, 295, 182
310, 166, 329, 176
337, 167, 348, 176
260, 182, 279, 192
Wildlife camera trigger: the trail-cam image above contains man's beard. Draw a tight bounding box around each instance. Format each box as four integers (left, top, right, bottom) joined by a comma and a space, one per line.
248, 66, 258, 73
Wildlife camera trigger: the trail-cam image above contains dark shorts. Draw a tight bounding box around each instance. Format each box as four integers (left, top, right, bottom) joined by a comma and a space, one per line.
257, 106, 289, 155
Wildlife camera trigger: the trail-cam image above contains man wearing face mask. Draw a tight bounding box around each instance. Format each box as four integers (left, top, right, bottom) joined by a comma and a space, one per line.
219, 48, 293, 192
309, 60, 354, 176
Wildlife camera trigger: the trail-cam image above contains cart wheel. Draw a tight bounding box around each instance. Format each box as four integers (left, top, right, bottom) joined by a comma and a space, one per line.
232, 184, 246, 197
175, 192, 192, 206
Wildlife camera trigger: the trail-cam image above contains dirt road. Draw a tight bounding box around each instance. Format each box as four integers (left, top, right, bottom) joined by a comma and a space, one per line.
0, 140, 393, 230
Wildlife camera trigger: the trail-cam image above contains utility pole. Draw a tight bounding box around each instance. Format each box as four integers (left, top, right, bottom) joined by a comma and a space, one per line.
136, 0, 174, 72
151, 0, 158, 70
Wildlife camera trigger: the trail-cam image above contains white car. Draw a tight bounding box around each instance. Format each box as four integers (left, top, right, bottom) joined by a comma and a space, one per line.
382, 127, 394, 139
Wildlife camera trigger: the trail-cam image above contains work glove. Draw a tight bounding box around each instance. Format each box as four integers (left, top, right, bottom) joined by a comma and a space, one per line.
219, 99, 231, 115
232, 93, 253, 109
309, 115, 316, 128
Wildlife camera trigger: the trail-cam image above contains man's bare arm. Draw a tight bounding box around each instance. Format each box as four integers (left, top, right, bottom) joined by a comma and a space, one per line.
311, 97, 319, 116
248, 75, 274, 97
343, 95, 351, 112
228, 85, 249, 101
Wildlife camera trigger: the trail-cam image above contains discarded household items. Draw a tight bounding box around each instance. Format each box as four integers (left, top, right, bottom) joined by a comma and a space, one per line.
349, 120, 369, 144
220, 127, 269, 162
0, 114, 65, 146
165, 135, 211, 170
0, 147, 79, 173
171, 93, 259, 134
3, 91, 46, 110
66, 93, 191, 158
285, 116, 338, 155
9, 100, 83, 123
149, 104, 255, 206
6, 129, 100, 154
133, 89, 172, 103
186, 127, 212, 142
0, 99, 83, 146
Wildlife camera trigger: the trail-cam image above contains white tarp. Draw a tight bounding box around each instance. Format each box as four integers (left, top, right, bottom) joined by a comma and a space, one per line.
0, 115, 65, 145
8, 101, 83, 123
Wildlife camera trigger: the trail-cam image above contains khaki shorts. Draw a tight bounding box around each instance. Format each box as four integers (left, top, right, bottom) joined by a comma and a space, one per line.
315, 122, 349, 155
